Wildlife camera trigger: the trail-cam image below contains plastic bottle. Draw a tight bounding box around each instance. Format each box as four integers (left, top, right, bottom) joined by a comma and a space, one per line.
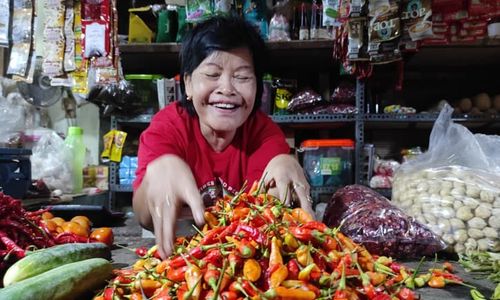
64, 126, 85, 193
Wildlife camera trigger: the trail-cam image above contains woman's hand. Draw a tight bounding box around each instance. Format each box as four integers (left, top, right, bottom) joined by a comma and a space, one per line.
133, 154, 205, 258
260, 154, 315, 218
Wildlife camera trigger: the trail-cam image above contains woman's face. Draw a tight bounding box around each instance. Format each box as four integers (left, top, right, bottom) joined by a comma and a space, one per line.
184, 47, 257, 134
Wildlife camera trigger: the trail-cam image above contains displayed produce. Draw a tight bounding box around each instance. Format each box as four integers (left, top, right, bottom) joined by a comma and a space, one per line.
392, 105, 500, 254
93, 183, 479, 300
0, 257, 112, 299
369, 157, 400, 189
323, 185, 445, 258
3, 242, 110, 287
459, 251, 500, 299
452, 92, 500, 114
0, 192, 114, 275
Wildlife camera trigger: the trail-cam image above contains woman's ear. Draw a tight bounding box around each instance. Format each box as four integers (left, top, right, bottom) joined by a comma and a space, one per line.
184, 73, 192, 100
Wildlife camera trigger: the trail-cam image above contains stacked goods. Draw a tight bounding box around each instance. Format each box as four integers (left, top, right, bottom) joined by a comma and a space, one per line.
453, 93, 500, 115
94, 183, 475, 300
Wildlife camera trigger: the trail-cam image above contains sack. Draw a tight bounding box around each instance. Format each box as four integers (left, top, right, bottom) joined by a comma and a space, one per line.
323, 185, 446, 258
392, 104, 500, 253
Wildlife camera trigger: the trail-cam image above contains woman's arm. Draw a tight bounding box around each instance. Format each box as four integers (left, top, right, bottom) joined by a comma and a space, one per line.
132, 154, 205, 258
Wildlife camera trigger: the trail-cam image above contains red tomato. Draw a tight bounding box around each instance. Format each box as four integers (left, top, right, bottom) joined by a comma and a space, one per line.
90, 227, 114, 246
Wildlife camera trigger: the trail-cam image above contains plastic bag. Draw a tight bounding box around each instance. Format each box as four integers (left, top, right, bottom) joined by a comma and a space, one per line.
392, 104, 500, 253
0, 93, 26, 147
287, 89, 323, 113
323, 185, 446, 258
31, 129, 74, 193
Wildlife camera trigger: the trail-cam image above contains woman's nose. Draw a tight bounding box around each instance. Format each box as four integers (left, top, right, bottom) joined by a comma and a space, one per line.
216, 75, 236, 95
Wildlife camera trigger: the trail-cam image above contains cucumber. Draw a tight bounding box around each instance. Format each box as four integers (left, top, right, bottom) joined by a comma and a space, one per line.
3, 242, 110, 287
0, 258, 112, 300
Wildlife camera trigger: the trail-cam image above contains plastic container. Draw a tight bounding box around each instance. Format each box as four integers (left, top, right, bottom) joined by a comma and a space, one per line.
0, 148, 32, 199
64, 127, 86, 193
300, 139, 354, 187
125, 74, 163, 113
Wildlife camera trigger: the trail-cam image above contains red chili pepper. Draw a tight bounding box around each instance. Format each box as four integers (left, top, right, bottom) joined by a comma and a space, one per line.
237, 239, 256, 258
0, 230, 25, 258
114, 275, 133, 284
217, 222, 239, 241
203, 266, 220, 291
221, 291, 239, 300
103, 287, 115, 300
334, 290, 349, 300
397, 287, 415, 300
200, 226, 226, 245
240, 279, 259, 297
54, 232, 89, 244
263, 207, 276, 223
289, 226, 313, 242
302, 221, 328, 232
228, 251, 243, 275
235, 224, 266, 245
287, 259, 300, 280
202, 248, 223, 267
390, 262, 402, 273
135, 246, 148, 257
372, 294, 392, 300
166, 265, 188, 282
170, 246, 205, 268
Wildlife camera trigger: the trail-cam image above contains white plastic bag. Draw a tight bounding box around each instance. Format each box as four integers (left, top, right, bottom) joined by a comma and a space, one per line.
31, 129, 74, 193
392, 104, 500, 253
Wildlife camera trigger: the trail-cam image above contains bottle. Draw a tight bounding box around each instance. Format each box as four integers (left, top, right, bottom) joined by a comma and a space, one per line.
299, 2, 309, 40
310, 0, 319, 39
64, 126, 86, 193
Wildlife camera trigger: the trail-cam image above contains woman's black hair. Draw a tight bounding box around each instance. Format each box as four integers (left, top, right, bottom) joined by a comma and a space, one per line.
179, 15, 267, 115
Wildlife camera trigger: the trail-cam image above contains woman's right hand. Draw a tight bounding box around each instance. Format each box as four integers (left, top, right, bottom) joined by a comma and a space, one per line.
133, 154, 205, 258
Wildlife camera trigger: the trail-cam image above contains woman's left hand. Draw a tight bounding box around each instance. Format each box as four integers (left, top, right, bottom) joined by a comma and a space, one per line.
260, 154, 315, 218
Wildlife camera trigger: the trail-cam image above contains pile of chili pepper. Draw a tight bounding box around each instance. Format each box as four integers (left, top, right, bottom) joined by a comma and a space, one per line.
0, 192, 105, 275
94, 183, 481, 300
0, 193, 57, 271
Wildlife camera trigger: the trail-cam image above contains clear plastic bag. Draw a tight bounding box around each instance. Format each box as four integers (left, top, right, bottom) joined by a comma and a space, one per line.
31, 129, 74, 193
0, 93, 26, 147
323, 185, 446, 258
392, 104, 500, 253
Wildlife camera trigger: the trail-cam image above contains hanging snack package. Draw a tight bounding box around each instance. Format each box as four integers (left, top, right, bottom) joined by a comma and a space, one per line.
392, 105, 500, 254
323, 185, 446, 258
81, 0, 112, 59
400, 0, 432, 51
42, 0, 66, 77
347, 17, 366, 60
349, 0, 366, 17
7, 0, 33, 77
0, 0, 10, 47
186, 0, 213, 23
368, 0, 402, 64
176, 6, 188, 42
63, 0, 76, 72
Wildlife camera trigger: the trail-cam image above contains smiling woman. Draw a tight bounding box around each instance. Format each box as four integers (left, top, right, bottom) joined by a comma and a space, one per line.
131, 15, 314, 258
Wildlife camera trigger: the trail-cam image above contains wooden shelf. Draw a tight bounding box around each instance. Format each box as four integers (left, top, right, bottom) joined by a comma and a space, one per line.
118, 40, 337, 74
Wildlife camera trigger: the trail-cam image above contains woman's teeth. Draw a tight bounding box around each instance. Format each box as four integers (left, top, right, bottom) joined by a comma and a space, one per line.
213, 103, 237, 109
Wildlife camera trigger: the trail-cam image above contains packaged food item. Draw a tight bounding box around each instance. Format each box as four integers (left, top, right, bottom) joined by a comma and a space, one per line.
0, 0, 10, 47
272, 78, 296, 115
331, 80, 356, 104
268, 13, 291, 41
110, 130, 127, 163
367, 0, 402, 64
100, 130, 115, 162
186, 0, 213, 22
7, 0, 34, 77
323, 185, 446, 258
156, 6, 178, 43
287, 89, 323, 113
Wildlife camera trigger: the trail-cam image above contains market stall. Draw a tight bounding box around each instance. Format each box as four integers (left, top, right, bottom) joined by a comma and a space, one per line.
0, 0, 499, 299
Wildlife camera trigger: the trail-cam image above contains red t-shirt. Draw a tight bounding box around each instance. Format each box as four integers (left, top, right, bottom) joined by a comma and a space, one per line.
133, 102, 289, 205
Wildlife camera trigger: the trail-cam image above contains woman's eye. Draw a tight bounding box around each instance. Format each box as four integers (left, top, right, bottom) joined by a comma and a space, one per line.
204, 73, 220, 78
234, 75, 251, 80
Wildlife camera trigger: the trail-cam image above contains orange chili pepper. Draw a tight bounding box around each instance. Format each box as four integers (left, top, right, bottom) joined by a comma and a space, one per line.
290, 208, 314, 223
269, 237, 283, 268
129, 292, 143, 300
275, 286, 316, 300
134, 279, 161, 297
204, 211, 219, 228
428, 275, 446, 288
269, 264, 289, 288
243, 258, 262, 282
156, 260, 169, 274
